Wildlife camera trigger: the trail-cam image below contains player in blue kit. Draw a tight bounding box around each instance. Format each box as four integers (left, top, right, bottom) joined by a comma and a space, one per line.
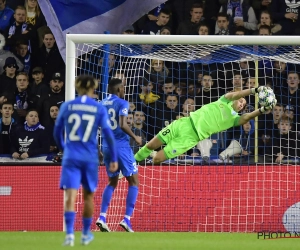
53, 75, 118, 246
96, 78, 142, 233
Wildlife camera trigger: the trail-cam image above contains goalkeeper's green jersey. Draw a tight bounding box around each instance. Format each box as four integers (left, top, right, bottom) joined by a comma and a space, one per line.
190, 95, 241, 141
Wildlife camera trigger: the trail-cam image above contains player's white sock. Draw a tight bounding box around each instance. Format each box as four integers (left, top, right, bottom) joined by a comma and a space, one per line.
124, 215, 130, 220
100, 213, 107, 218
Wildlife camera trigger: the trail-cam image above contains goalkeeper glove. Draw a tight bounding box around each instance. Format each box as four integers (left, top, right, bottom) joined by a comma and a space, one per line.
251, 86, 271, 95
259, 99, 277, 114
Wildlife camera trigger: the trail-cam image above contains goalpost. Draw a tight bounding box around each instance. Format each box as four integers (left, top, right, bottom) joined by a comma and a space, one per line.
66, 35, 300, 233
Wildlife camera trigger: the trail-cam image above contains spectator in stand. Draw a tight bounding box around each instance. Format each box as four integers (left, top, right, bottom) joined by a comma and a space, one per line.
12, 71, 34, 123
127, 112, 133, 128
161, 79, 175, 95
147, 59, 169, 84
6, 6, 33, 51
272, 61, 287, 93
36, 71, 65, 125
0, 57, 19, 104
202, 0, 221, 34
273, 114, 299, 163
187, 81, 201, 99
24, 0, 46, 53
195, 74, 219, 107
128, 100, 136, 112
14, 40, 30, 73
216, 0, 257, 35
243, 77, 256, 105
176, 98, 195, 119
234, 26, 246, 35
138, 77, 160, 105
177, 3, 205, 35
0, 0, 14, 34
197, 22, 210, 35
10, 109, 49, 159
0, 101, 17, 154
229, 70, 245, 92
33, 30, 65, 84
141, 8, 171, 35
5, 0, 24, 11
30, 66, 48, 97
131, 110, 146, 154
215, 12, 230, 35
160, 25, 171, 35
157, 94, 179, 129
283, 105, 294, 119
258, 23, 272, 35
270, 0, 298, 35
48, 104, 59, 153
252, 0, 272, 19
257, 10, 282, 35
174, 82, 187, 100
280, 71, 300, 127
0, 34, 24, 75
258, 102, 283, 158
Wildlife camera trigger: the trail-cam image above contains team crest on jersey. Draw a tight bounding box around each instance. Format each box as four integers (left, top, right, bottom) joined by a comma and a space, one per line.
172, 149, 177, 154
231, 111, 237, 115
219, 104, 224, 108
122, 108, 128, 114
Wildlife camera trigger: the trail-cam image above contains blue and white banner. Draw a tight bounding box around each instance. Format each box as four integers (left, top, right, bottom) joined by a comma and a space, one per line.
39, 0, 166, 61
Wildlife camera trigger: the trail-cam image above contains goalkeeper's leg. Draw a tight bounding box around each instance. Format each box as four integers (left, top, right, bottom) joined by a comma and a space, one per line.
134, 136, 164, 162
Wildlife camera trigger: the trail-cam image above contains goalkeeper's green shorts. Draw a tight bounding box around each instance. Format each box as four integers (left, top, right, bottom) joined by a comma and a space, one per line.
157, 117, 199, 159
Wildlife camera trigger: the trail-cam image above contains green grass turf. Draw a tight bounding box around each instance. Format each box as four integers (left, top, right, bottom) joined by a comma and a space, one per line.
0, 232, 299, 250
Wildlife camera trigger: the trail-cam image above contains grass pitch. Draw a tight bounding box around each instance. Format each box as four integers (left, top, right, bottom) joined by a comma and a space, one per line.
0, 232, 299, 250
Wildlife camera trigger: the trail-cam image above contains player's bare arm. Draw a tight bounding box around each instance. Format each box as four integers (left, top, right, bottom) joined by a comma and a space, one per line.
238, 101, 277, 125
224, 86, 269, 101
119, 115, 142, 145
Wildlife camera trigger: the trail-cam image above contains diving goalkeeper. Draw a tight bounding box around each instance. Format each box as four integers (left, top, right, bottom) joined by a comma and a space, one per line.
134, 87, 276, 164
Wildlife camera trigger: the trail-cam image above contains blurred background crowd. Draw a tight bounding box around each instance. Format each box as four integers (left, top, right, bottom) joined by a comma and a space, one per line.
0, 0, 299, 164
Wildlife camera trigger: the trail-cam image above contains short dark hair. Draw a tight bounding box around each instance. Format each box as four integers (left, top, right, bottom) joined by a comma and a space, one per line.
26, 108, 39, 117
198, 22, 210, 33
108, 78, 123, 93
235, 26, 246, 34
159, 8, 171, 16
279, 114, 293, 124
287, 71, 299, 78
191, 3, 203, 11
217, 12, 229, 21
259, 24, 271, 34
138, 77, 151, 87
0, 101, 14, 109
43, 29, 54, 39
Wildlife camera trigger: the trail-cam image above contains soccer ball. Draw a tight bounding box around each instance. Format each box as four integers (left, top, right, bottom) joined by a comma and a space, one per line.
258, 88, 276, 107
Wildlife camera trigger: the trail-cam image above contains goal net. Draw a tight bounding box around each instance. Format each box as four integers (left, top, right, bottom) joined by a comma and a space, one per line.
67, 35, 300, 233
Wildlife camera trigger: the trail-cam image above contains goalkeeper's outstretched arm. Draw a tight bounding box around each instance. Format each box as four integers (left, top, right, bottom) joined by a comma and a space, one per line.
238, 103, 276, 125
225, 87, 264, 101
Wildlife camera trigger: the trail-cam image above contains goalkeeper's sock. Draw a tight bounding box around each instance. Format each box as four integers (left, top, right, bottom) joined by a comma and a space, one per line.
82, 217, 92, 235
125, 186, 138, 217
64, 211, 75, 235
134, 145, 153, 161
100, 185, 115, 214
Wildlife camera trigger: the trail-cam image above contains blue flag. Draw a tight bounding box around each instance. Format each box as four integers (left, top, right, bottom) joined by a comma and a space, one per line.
39, 0, 166, 61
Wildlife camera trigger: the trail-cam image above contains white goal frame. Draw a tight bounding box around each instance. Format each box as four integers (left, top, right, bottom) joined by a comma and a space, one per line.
65, 34, 300, 102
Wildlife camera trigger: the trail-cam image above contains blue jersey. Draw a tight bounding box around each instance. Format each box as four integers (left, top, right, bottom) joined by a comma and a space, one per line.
54, 95, 117, 163
100, 94, 130, 147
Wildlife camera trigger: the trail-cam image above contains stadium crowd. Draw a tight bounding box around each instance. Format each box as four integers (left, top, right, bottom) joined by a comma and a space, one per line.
0, 0, 299, 164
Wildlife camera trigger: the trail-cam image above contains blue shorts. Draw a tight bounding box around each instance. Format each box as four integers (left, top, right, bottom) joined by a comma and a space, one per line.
60, 159, 98, 192
103, 146, 137, 178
